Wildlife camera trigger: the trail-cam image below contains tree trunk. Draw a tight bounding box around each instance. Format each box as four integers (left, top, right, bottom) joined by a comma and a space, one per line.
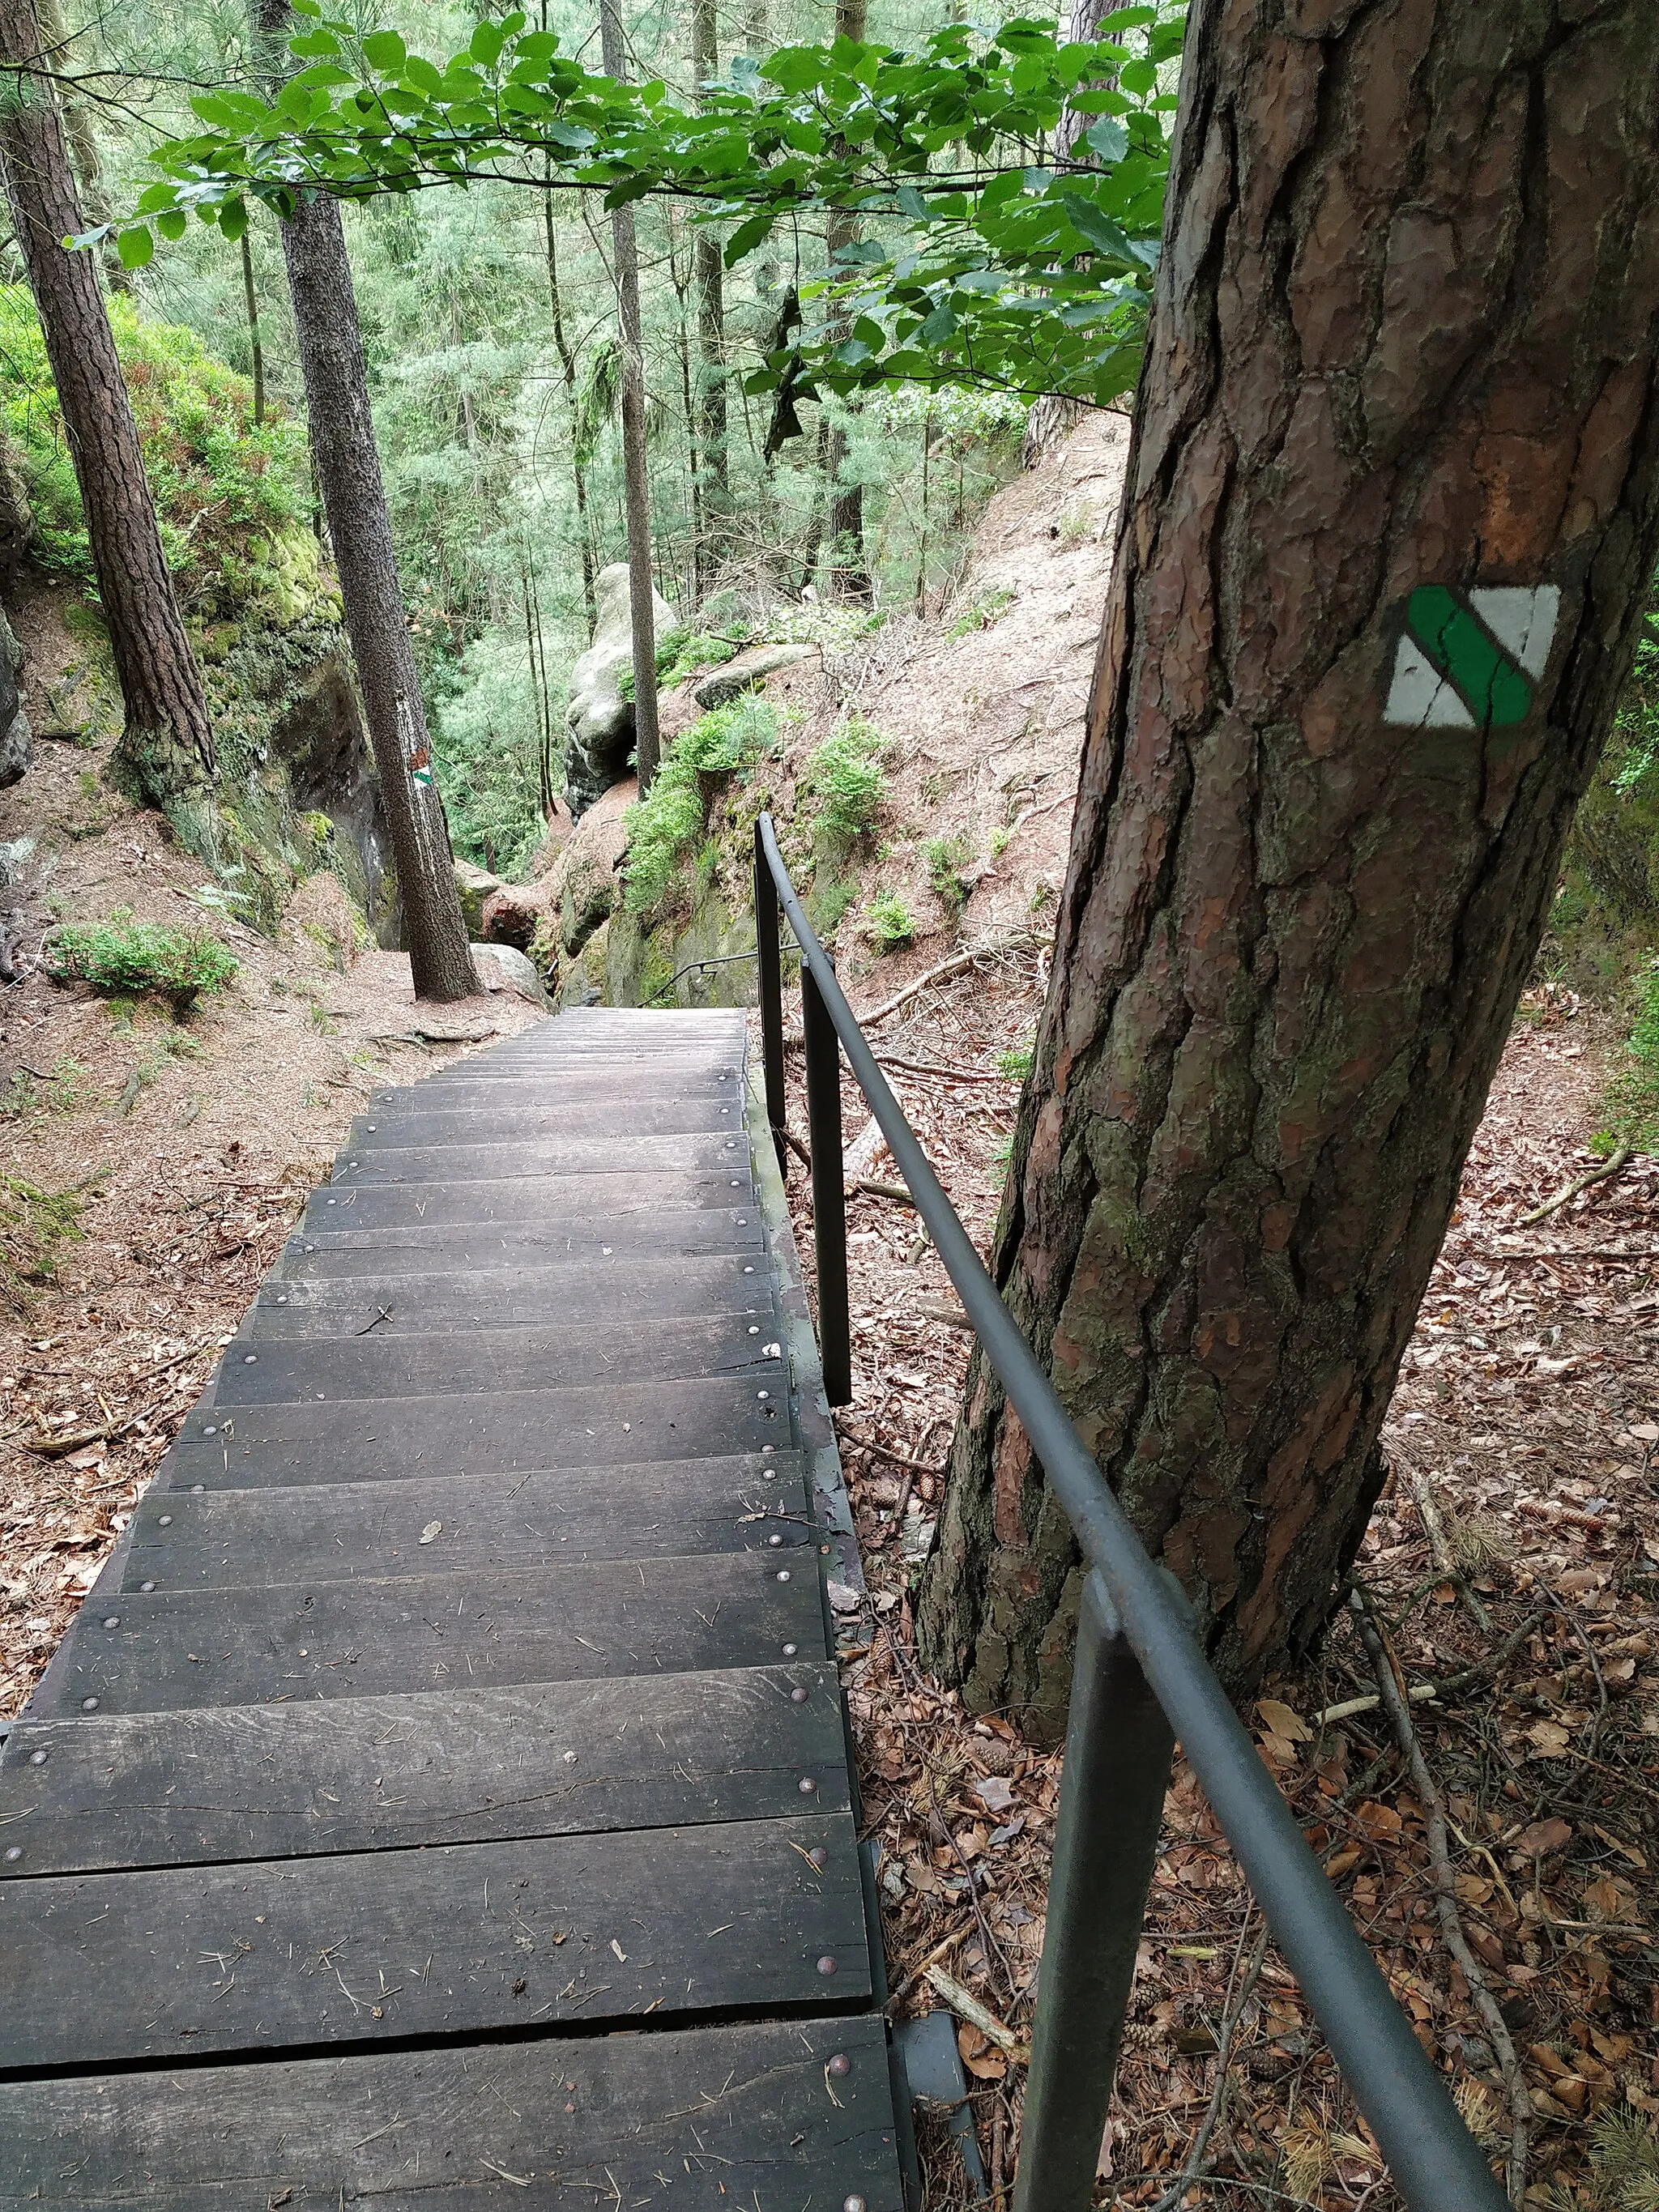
691, 0, 729, 573
0, 0, 215, 802
542, 198, 598, 632
599, 0, 661, 795
32, 0, 129, 296
919, 0, 1659, 1740
239, 227, 265, 425
824, 0, 870, 603
253, 3, 476, 1002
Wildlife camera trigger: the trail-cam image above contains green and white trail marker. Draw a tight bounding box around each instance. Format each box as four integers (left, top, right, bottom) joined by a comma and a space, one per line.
1384, 584, 1560, 731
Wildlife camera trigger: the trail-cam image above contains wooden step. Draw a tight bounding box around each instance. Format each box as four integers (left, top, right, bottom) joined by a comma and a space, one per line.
276, 1210, 764, 1274
329, 1131, 749, 1183
300, 1170, 756, 1231
242, 1256, 771, 1334
163, 1375, 784, 1486
0, 1660, 844, 1873
0, 2014, 902, 2207
119, 1451, 808, 1589
347, 1096, 743, 1140
209, 1315, 782, 1404
31, 1550, 825, 1716
0, 1812, 868, 2070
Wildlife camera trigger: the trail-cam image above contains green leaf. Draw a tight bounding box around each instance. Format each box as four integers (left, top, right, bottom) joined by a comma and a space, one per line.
1060, 192, 1134, 259
156, 208, 187, 241
216, 198, 248, 241
469, 19, 506, 67
723, 209, 774, 266
761, 45, 823, 92
116, 224, 154, 269
361, 29, 406, 72
894, 181, 928, 220
1083, 117, 1128, 164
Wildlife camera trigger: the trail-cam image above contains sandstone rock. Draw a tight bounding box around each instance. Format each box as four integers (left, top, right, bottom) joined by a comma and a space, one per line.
480, 881, 552, 950
471, 941, 549, 1006
551, 778, 634, 957
454, 860, 503, 936
690, 641, 816, 711
0, 608, 32, 789
524, 796, 574, 879
564, 563, 677, 819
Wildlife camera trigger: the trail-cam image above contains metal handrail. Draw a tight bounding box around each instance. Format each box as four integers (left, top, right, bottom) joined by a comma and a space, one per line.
752, 813, 1507, 2212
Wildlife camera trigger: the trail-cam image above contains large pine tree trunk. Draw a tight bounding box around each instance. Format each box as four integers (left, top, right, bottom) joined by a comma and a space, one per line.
823, 0, 870, 603
273, 188, 479, 1002
0, 0, 215, 803
919, 0, 1659, 1738
691, 0, 729, 570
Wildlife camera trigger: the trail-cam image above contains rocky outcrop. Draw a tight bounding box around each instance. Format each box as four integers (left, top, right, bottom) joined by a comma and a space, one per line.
0, 610, 31, 789
265, 643, 395, 940
454, 861, 501, 937
565, 564, 677, 819
691, 642, 815, 710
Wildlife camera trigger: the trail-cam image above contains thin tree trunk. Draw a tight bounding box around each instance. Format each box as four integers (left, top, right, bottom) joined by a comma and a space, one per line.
239, 227, 265, 425
691, 0, 728, 573
542, 198, 598, 633
599, 0, 660, 795
919, 0, 1659, 1737
824, 0, 870, 603
253, 1, 477, 1003
0, 0, 215, 801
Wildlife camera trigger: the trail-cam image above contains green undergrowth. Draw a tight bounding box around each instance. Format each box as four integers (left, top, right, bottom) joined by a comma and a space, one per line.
925, 831, 975, 913
1594, 957, 1659, 1154
0, 288, 322, 622
804, 715, 889, 851
46, 910, 239, 1012
865, 889, 915, 948
0, 1056, 95, 1122
948, 584, 1015, 639
623, 697, 780, 917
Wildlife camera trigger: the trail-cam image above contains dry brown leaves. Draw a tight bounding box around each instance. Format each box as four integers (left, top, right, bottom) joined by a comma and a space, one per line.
776, 970, 1659, 2210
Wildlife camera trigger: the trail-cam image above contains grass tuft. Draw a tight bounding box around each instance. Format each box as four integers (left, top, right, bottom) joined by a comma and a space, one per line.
46, 910, 238, 1012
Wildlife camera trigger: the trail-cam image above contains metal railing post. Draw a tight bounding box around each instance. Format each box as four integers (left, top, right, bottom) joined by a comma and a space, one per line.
1014, 1570, 1175, 2212
801, 953, 851, 1406
753, 820, 787, 1176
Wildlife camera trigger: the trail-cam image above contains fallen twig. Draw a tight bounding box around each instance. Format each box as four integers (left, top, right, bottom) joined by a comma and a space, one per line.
915, 1298, 973, 1332
834, 1419, 945, 1478
1350, 1589, 1530, 2206
1519, 1147, 1630, 1227
1148, 1915, 1271, 2212
851, 1178, 915, 1206
1401, 1459, 1490, 1631
922, 1964, 1030, 2063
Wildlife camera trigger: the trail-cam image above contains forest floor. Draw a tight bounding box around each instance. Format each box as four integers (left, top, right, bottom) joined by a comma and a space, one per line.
774, 970, 1659, 2212
0, 666, 544, 1720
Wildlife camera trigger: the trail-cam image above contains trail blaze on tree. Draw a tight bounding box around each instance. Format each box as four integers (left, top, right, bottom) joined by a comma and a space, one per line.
919, 0, 1659, 1737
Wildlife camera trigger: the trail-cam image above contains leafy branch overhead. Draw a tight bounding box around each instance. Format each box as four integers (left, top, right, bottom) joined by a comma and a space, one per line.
98, 3, 1183, 407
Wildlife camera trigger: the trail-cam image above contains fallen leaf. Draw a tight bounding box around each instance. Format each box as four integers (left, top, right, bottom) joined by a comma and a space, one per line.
974, 1774, 1017, 1815
419, 1520, 442, 1545
1515, 1817, 1572, 1858
1593, 1826, 1648, 1871
1256, 1697, 1312, 1744
1526, 1718, 1572, 1756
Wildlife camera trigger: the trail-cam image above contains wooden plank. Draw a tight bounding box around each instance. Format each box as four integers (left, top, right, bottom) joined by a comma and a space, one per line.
0, 1661, 847, 1873
0, 2014, 904, 2208
29, 1550, 825, 1715
301, 1170, 753, 1231
0, 1812, 869, 2069
275, 1211, 764, 1275
348, 1097, 742, 1140
210, 1315, 782, 1405
160, 1375, 784, 1485
331, 1131, 748, 1183
243, 1256, 770, 1334
118, 1451, 809, 1587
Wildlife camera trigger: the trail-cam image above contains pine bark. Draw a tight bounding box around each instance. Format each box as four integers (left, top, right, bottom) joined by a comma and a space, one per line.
919, 0, 1659, 1737
824, 0, 870, 602
599, 0, 661, 794
0, 0, 215, 800
32, 0, 129, 296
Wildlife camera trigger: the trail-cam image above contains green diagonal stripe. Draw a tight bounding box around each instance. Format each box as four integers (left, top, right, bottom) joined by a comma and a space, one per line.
1405, 586, 1534, 728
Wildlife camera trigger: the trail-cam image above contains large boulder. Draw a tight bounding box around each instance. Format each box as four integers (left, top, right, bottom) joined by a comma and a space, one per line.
564, 563, 677, 819
454, 859, 502, 937
0, 609, 32, 789
690, 641, 815, 710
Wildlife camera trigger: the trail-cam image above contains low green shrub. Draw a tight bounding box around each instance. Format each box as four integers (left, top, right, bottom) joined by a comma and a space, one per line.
948, 585, 1015, 639
925, 832, 975, 910
0, 1173, 92, 1307
47, 910, 239, 1010
622, 699, 778, 916
998, 1042, 1034, 1080
865, 892, 915, 949
805, 716, 887, 848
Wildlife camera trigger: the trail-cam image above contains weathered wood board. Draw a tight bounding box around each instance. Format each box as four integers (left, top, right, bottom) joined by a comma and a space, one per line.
0, 1812, 868, 2068
242, 1255, 770, 1334
121, 1451, 808, 1588
275, 1209, 765, 1275
161, 1375, 784, 1485
31, 1551, 826, 1715
300, 1170, 754, 1230
0, 2014, 903, 2208
0, 1664, 847, 1873
334, 1130, 746, 1182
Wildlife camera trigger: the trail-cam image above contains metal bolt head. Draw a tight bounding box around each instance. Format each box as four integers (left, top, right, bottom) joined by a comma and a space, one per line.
191, 1485, 205, 1495
828, 2054, 851, 2079
101, 1617, 119, 1630
275, 1295, 288, 1306
157, 1515, 172, 1528
816, 1954, 838, 1976
776, 1569, 791, 1583
844, 2196, 866, 2212
202, 1426, 216, 1437
243, 1353, 258, 1364
782, 1643, 797, 1657
139, 1582, 156, 1593
808, 1846, 828, 1869
80, 1698, 99, 1712
767, 1533, 783, 1549
799, 1776, 817, 1794
27, 1749, 46, 1766
791, 1686, 808, 1704
3, 1847, 19, 1863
